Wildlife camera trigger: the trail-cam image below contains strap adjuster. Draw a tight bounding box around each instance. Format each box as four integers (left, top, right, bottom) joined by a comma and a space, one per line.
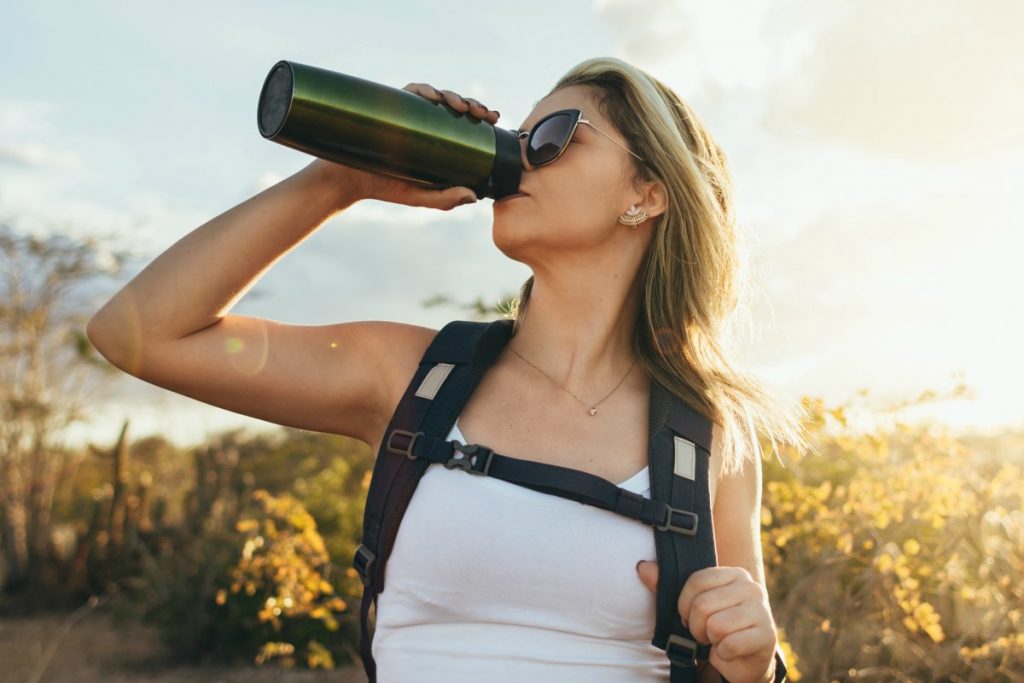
386, 429, 421, 459
352, 544, 376, 587
444, 441, 494, 476
665, 633, 699, 667
655, 502, 699, 536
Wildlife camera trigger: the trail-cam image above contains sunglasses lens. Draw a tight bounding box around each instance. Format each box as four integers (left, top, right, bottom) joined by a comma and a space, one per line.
528, 113, 575, 166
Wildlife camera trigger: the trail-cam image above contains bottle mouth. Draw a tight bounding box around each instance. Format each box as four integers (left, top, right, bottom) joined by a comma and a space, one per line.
487, 127, 524, 200
257, 62, 294, 138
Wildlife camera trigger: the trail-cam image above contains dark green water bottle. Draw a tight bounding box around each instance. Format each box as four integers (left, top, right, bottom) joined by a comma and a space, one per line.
257, 60, 523, 200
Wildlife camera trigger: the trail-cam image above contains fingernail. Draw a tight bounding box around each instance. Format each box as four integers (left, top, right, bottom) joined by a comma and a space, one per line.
459, 196, 476, 205
636, 560, 644, 571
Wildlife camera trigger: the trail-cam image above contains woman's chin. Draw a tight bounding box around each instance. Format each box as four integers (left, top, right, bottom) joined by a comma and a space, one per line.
491, 220, 535, 259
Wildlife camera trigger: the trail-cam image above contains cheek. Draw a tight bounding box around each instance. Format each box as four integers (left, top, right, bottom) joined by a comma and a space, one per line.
549, 161, 620, 207
549, 174, 623, 228
492, 164, 625, 241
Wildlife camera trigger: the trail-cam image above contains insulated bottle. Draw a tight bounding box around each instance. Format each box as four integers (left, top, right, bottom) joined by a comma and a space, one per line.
257, 60, 523, 200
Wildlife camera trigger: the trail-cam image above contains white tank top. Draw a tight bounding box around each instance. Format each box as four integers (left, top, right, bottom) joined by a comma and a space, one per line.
372, 419, 671, 682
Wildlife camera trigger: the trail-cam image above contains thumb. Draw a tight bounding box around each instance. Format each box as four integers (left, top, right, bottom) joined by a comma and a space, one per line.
636, 560, 659, 593
433, 186, 478, 210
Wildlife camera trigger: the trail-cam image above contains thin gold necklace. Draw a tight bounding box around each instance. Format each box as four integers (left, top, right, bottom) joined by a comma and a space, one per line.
507, 343, 639, 416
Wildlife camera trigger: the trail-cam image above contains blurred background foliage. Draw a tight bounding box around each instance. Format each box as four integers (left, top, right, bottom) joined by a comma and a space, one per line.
2, 221, 1022, 681
760, 387, 1024, 680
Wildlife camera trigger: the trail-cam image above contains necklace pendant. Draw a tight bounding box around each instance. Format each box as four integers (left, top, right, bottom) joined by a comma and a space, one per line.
588, 408, 597, 416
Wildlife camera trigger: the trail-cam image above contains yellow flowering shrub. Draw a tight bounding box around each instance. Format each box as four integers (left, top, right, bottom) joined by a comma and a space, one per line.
761, 388, 1024, 681
217, 489, 347, 669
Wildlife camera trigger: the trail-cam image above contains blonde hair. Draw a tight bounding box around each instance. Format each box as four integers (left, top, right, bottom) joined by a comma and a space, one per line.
505, 57, 810, 476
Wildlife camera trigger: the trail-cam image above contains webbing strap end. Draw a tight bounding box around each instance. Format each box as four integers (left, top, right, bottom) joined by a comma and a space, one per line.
353, 544, 376, 587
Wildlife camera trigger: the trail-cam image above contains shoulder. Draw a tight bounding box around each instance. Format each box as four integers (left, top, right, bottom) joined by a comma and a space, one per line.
382, 318, 516, 411
710, 421, 761, 508
378, 322, 439, 416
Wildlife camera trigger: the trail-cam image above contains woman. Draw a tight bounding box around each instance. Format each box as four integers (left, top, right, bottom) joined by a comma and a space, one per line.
87, 57, 806, 681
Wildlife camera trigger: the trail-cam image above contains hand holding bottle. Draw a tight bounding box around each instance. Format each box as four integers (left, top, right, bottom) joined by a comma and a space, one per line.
307, 82, 502, 211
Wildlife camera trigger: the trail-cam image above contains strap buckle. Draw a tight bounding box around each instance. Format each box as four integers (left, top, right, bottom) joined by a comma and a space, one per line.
386, 429, 421, 460
665, 633, 699, 668
444, 441, 494, 476
655, 501, 699, 536
352, 544, 376, 587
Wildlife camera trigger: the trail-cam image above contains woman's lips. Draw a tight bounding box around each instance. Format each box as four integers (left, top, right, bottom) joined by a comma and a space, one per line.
494, 192, 529, 203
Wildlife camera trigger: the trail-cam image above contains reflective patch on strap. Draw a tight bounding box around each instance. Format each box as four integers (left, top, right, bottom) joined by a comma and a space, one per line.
415, 362, 455, 400
673, 436, 697, 480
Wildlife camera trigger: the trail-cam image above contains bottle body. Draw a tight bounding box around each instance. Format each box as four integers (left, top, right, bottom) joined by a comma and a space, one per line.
257, 61, 522, 200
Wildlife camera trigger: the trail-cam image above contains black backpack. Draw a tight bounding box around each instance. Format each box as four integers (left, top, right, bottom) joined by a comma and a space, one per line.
351, 318, 785, 682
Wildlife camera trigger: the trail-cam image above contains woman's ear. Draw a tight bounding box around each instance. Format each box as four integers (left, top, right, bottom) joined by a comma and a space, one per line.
634, 179, 668, 220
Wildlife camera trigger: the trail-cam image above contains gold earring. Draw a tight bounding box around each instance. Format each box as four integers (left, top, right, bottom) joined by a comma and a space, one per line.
618, 204, 647, 228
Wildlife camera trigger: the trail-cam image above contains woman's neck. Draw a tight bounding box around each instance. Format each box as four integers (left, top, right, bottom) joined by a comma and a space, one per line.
508, 271, 643, 397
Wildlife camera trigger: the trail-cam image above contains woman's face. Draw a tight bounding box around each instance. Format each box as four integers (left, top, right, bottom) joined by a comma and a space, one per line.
492, 85, 645, 268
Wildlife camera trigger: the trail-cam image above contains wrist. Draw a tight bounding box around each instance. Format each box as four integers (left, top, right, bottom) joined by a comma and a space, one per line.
301, 159, 366, 211
718, 650, 785, 683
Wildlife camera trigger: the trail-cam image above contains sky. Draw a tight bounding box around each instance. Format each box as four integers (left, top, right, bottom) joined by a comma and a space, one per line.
2, 0, 1021, 449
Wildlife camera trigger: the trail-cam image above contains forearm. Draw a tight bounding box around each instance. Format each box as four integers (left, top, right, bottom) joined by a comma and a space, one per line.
87, 161, 360, 348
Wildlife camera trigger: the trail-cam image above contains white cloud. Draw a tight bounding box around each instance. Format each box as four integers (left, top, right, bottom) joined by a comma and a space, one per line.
763, 0, 1024, 161
0, 99, 58, 137
0, 142, 84, 170
593, 0, 830, 94
0, 100, 85, 170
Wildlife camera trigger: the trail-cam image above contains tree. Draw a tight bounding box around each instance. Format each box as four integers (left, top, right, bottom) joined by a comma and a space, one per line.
0, 216, 130, 593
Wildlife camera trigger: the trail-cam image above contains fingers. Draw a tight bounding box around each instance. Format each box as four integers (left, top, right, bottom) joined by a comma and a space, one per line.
402, 82, 500, 124
710, 623, 776, 665
683, 585, 750, 645
408, 184, 478, 211
677, 566, 749, 626
636, 560, 658, 594
461, 95, 500, 125
434, 186, 479, 211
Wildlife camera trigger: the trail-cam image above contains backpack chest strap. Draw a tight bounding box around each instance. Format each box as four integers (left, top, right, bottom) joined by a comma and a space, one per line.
385, 429, 700, 537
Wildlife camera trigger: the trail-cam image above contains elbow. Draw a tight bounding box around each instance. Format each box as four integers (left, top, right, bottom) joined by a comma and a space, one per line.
85, 309, 116, 353
86, 317, 123, 369
85, 313, 103, 343
85, 306, 137, 372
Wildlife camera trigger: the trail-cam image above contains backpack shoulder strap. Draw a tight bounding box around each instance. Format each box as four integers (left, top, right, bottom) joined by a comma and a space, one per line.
647, 380, 719, 682
649, 386, 789, 682
353, 317, 514, 682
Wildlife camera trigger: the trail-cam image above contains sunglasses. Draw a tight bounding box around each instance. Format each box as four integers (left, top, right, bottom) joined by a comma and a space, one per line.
514, 108, 645, 168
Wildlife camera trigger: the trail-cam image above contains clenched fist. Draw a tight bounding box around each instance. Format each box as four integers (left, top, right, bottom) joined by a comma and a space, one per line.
636, 561, 780, 683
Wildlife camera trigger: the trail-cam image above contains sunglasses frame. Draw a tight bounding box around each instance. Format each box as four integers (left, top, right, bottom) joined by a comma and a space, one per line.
515, 108, 645, 168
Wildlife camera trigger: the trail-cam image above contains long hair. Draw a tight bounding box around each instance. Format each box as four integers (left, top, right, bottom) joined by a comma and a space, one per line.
503, 57, 810, 476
